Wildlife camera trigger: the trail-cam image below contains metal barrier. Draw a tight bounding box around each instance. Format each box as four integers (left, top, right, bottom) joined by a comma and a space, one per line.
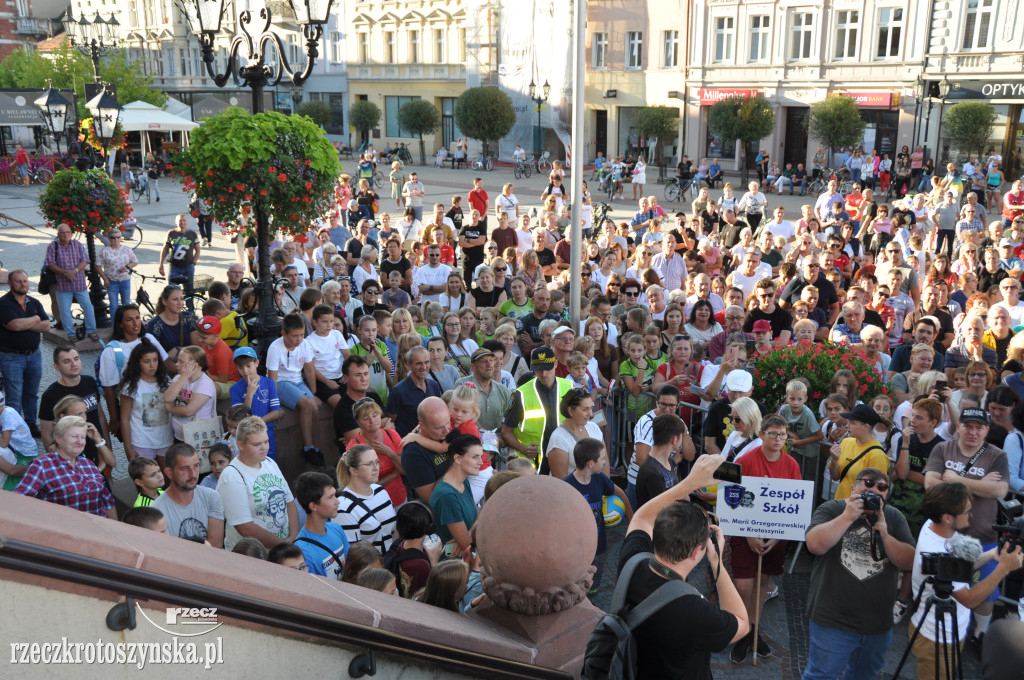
606, 386, 709, 472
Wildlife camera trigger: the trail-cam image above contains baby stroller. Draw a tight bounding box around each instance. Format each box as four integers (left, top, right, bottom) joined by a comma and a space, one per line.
129, 170, 151, 203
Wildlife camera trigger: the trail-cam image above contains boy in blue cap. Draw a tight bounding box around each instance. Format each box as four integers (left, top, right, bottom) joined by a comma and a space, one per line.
228, 347, 282, 460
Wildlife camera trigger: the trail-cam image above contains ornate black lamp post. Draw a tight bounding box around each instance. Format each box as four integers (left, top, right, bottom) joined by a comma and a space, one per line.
35, 84, 71, 156
528, 79, 550, 167
63, 8, 120, 81
176, 0, 335, 354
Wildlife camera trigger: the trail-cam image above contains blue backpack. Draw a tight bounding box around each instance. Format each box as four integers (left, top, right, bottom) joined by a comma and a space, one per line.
94, 340, 125, 384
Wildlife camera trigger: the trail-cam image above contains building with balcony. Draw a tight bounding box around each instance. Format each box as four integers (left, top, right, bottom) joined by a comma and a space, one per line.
0, 0, 58, 60
682, 0, 930, 173
920, 0, 1024, 177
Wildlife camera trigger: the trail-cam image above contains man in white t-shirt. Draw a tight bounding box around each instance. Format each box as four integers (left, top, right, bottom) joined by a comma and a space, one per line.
910, 482, 1023, 680
760, 206, 795, 244
412, 243, 452, 304
153, 443, 225, 547
217, 417, 298, 551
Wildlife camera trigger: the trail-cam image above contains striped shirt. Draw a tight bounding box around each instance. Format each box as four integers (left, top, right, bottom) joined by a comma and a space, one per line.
627, 411, 657, 486
335, 485, 396, 553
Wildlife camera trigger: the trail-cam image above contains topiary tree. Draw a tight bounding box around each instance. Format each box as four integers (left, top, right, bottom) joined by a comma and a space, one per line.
295, 100, 333, 128
706, 95, 775, 183
348, 100, 382, 146
942, 102, 997, 162
397, 99, 441, 165
806, 95, 867, 168
632, 106, 679, 164
454, 86, 516, 158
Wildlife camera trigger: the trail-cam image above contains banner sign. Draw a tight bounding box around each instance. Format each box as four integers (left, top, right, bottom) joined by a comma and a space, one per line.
716, 476, 815, 541
699, 88, 760, 106
843, 91, 895, 108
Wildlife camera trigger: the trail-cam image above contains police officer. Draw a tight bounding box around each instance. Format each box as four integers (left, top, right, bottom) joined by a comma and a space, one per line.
500, 346, 573, 473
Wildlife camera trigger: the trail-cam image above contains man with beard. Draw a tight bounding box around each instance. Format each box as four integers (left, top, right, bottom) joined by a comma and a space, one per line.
153, 443, 225, 547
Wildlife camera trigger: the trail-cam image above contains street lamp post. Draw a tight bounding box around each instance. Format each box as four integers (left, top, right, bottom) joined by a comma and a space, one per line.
176, 0, 335, 356
35, 84, 71, 156
528, 79, 550, 167
79, 86, 122, 329
63, 8, 120, 82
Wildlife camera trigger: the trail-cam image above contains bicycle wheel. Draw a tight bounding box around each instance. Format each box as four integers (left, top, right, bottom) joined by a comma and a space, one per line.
183, 294, 206, 314
0, 214, 7, 227
485, 157, 494, 171
523, 163, 532, 178
664, 182, 682, 202
514, 165, 523, 180
129, 226, 144, 250
538, 158, 552, 173
374, 171, 384, 189
36, 168, 54, 185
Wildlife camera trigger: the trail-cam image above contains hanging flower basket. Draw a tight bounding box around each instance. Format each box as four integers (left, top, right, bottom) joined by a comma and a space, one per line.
78, 118, 128, 153
174, 107, 341, 238
752, 340, 890, 411
38, 167, 132, 236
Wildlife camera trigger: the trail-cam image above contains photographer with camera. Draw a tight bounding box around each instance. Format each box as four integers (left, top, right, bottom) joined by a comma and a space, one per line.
923, 407, 1009, 647
909, 482, 1023, 680
802, 467, 916, 680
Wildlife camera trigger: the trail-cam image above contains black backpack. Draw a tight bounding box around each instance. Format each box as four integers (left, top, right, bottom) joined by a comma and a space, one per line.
580, 552, 699, 680
382, 541, 429, 596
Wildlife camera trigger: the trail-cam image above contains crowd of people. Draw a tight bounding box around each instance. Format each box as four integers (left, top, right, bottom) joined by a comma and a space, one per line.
3, 147, 1024, 677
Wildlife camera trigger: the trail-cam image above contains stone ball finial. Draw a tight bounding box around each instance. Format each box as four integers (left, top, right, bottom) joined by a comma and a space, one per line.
476, 474, 598, 615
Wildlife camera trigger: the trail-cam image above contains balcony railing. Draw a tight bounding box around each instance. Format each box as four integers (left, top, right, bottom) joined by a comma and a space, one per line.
16, 16, 50, 35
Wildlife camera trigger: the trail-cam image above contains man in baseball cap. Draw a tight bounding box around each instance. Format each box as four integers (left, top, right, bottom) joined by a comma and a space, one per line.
502, 345, 572, 472
195, 315, 239, 392
456, 347, 510, 432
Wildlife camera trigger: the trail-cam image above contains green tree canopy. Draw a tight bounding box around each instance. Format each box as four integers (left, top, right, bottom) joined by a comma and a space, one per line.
397, 99, 441, 164
0, 42, 166, 121
706, 95, 775, 182
632, 106, 679, 162
454, 87, 516, 158
806, 95, 867, 161
348, 100, 381, 144
943, 102, 997, 161
295, 100, 333, 128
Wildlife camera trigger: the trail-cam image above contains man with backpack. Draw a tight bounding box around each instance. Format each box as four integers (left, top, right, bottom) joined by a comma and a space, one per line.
583, 453, 748, 679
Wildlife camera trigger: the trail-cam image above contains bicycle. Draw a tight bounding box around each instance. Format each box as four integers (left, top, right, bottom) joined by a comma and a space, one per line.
129, 171, 151, 204
597, 169, 614, 202
128, 267, 161, 322
535, 151, 552, 174
664, 176, 696, 202
167, 273, 210, 314
373, 168, 385, 189
513, 158, 532, 180
25, 165, 54, 186
471, 155, 495, 171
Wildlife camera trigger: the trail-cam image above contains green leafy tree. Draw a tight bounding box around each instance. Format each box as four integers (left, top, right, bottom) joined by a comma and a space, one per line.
397, 99, 441, 165
0, 42, 166, 120
632, 106, 679, 163
454, 87, 516, 158
706, 95, 775, 182
348, 100, 381, 146
942, 102, 997, 161
806, 95, 866, 166
295, 100, 333, 128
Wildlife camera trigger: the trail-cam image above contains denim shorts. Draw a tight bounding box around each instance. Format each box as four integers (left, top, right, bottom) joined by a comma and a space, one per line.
278, 380, 314, 410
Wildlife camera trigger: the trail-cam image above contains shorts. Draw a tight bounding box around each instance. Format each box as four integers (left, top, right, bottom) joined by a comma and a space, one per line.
314, 379, 342, 404
278, 380, 315, 410
133, 446, 170, 460
17, 165, 29, 177
729, 535, 788, 578
972, 542, 1001, 603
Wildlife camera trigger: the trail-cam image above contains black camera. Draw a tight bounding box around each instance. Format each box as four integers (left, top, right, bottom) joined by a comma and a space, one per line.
861, 490, 882, 512
920, 552, 974, 583
993, 497, 1024, 549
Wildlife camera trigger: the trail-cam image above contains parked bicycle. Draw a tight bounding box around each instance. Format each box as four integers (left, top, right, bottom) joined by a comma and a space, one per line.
128, 169, 151, 203
128, 267, 161, 322
513, 158, 533, 180
471, 155, 495, 171
664, 176, 697, 202
25, 165, 54, 186
535, 151, 552, 174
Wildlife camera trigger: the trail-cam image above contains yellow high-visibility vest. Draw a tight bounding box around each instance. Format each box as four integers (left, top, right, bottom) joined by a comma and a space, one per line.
513, 376, 573, 470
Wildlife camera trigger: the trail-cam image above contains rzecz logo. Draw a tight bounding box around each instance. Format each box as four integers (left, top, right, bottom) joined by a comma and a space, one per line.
135, 605, 223, 637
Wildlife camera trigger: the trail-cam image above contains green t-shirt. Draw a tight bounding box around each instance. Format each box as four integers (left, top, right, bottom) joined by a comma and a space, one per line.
618, 357, 656, 415
350, 340, 389, 402
429, 478, 478, 545
778, 404, 821, 459
499, 298, 533, 320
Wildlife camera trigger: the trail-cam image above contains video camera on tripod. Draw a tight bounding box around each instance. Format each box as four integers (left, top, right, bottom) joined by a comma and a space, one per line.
993, 497, 1024, 550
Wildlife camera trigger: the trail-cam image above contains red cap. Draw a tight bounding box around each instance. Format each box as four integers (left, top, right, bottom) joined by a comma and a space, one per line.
198, 316, 222, 335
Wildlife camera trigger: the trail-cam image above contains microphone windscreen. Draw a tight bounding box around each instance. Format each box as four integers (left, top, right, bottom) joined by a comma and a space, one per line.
948, 532, 984, 564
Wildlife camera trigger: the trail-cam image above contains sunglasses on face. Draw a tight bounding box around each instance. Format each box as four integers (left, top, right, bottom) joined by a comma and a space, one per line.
859, 478, 889, 493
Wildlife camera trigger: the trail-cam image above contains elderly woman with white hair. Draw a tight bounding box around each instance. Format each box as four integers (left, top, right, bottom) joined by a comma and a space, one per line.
859, 324, 891, 377
14, 415, 115, 518
96, 227, 138, 320
830, 301, 867, 345
351, 244, 379, 293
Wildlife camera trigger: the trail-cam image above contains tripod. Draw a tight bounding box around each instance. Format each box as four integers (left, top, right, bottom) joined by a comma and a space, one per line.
891, 576, 963, 680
